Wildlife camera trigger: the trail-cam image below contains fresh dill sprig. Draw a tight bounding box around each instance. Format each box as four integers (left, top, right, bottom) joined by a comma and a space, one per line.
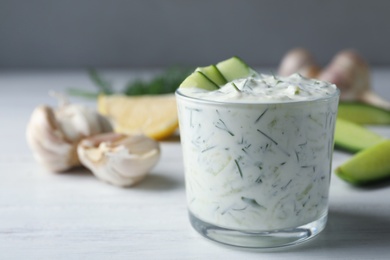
68, 67, 193, 98
88, 69, 114, 94
66, 88, 99, 99
123, 66, 193, 96
215, 118, 235, 136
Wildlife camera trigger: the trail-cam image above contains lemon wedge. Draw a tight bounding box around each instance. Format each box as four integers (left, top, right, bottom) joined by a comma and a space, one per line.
98, 94, 178, 140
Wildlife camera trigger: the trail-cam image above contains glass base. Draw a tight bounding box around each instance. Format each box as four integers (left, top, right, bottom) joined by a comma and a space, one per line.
189, 211, 327, 249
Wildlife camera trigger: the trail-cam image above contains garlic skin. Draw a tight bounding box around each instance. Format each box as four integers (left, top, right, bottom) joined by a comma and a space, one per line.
77, 133, 161, 187
26, 104, 112, 172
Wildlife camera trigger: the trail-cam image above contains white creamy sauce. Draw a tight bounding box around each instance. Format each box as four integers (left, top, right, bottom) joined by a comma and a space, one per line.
176, 74, 339, 231
179, 73, 337, 103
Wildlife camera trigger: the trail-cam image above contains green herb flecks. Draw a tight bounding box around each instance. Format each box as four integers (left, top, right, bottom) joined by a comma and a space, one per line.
301, 165, 317, 174
242, 79, 252, 91
255, 176, 263, 183
308, 114, 324, 127
261, 79, 272, 89
298, 141, 308, 147
235, 159, 243, 178
297, 183, 313, 201
238, 136, 244, 145
231, 82, 241, 93
269, 118, 278, 128
271, 71, 278, 80
281, 179, 292, 191
231, 206, 248, 212
201, 146, 216, 153
257, 129, 278, 145
271, 71, 284, 85
294, 150, 300, 162
241, 197, 266, 210
254, 108, 268, 124
258, 129, 291, 157
215, 118, 234, 136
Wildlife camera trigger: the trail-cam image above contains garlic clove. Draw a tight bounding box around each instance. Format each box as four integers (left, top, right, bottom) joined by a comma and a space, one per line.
26, 106, 80, 172
318, 50, 370, 100
56, 104, 113, 143
77, 133, 161, 187
26, 102, 113, 172
278, 48, 320, 78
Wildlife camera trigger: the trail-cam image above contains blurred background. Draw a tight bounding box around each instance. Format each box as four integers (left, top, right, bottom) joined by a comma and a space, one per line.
1, 0, 390, 69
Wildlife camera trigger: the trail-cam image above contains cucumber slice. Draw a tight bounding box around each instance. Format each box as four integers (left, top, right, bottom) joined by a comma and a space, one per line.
195, 65, 227, 86
179, 71, 219, 91
338, 102, 390, 125
334, 118, 385, 153
216, 56, 257, 82
179, 56, 257, 91
335, 140, 390, 185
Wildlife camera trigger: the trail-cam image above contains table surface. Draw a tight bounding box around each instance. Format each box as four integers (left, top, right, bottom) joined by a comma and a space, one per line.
1, 69, 390, 259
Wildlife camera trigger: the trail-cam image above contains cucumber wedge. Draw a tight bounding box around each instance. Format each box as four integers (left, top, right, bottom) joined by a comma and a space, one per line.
195, 65, 227, 86
335, 140, 390, 185
216, 56, 257, 82
338, 102, 390, 125
334, 118, 385, 153
179, 71, 219, 91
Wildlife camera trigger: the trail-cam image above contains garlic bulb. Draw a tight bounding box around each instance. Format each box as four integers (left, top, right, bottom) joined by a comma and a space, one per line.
26, 103, 112, 172
317, 50, 390, 109
77, 133, 160, 187
278, 48, 320, 78
318, 50, 369, 100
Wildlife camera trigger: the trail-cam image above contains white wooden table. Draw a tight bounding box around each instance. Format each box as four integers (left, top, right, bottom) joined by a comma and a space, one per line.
1, 70, 390, 259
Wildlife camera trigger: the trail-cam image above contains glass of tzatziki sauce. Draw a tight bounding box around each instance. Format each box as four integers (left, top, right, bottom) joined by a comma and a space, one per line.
176, 74, 339, 248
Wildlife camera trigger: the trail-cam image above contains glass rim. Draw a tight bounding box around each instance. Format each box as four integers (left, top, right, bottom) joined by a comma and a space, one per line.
175, 87, 340, 106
